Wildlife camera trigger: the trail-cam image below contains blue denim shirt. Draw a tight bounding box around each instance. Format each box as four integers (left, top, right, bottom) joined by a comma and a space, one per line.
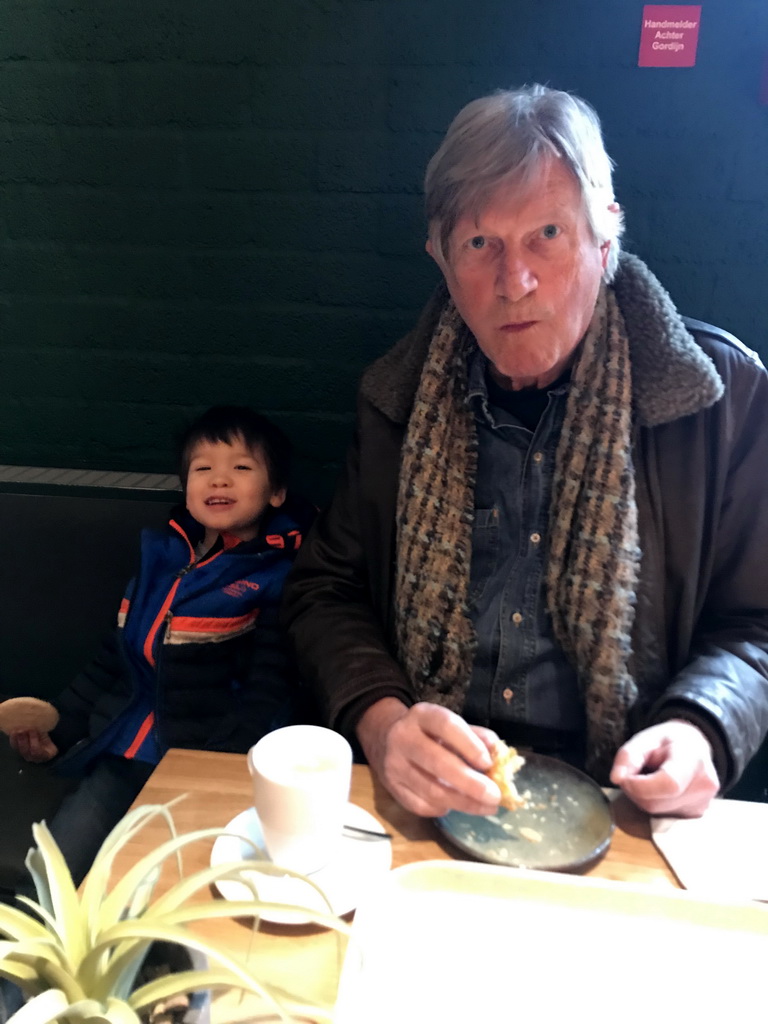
463, 346, 586, 743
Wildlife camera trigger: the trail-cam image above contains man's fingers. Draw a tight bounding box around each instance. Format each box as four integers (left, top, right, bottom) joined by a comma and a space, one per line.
393, 762, 500, 818
632, 792, 714, 818
386, 736, 500, 814
611, 733, 669, 780
411, 703, 493, 771
614, 748, 718, 817
619, 780, 716, 817
611, 720, 719, 817
617, 764, 684, 806
381, 704, 501, 816
470, 726, 502, 760
412, 738, 497, 801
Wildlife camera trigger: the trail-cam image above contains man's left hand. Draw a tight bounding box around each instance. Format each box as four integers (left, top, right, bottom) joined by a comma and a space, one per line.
609, 719, 719, 817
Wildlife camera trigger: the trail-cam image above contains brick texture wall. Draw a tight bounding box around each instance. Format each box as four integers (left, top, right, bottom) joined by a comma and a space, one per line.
1, 0, 766, 503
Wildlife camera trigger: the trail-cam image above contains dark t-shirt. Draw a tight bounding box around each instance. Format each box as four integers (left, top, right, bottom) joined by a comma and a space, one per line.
485, 367, 572, 432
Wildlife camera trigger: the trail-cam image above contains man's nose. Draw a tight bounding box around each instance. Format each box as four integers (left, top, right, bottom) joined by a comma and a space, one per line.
496, 250, 537, 302
210, 471, 231, 486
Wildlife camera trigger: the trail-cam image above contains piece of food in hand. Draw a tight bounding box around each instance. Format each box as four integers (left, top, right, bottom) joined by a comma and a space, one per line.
487, 740, 527, 810
0, 697, 59, 735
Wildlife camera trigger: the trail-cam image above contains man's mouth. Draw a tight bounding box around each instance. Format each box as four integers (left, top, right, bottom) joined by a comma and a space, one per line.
499, 321, 538, 333
205, 497, 234, 506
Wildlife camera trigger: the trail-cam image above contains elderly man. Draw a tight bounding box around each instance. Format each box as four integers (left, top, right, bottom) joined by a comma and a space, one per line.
284, 85, 768, 819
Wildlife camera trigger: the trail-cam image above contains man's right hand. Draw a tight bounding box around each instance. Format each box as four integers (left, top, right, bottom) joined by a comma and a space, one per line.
10, 729, 58, 763
356, 697, 502, 817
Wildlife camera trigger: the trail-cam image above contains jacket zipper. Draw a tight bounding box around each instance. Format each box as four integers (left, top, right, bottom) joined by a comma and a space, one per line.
141, 525, 237, 745
144, 523, 222, 664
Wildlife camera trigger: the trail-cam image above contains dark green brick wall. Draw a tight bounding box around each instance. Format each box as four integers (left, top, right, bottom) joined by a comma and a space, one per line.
1, 0, 766, 503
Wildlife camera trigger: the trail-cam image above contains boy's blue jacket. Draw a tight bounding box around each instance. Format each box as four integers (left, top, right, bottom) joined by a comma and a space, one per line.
50, 495, 316, 774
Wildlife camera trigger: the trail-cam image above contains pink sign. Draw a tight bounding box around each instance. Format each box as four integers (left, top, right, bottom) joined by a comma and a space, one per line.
638, 5, 701, 68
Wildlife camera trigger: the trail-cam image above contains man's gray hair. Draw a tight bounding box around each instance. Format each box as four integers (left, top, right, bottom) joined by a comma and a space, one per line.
425, 84, 624, 281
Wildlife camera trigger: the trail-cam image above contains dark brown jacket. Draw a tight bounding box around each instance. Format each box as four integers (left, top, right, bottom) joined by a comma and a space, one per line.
284, 257, 768, 787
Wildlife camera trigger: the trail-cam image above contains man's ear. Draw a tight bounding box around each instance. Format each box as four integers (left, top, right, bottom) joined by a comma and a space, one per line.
600, 203, 621, 271
269, 488, 287, 509
426, 236, 447, 272
600, 239, 611, 271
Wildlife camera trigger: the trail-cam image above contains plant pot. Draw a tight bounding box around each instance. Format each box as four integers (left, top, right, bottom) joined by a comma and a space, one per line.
134, 943, 211, 1024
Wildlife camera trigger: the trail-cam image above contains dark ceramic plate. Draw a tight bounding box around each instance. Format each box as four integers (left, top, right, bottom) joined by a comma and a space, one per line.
435, 752, 614, 872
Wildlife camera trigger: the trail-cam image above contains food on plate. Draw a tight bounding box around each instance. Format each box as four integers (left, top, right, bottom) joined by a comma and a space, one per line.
0, 697, 59, 736
519, 827, 543, 843
487, 740, 527, 810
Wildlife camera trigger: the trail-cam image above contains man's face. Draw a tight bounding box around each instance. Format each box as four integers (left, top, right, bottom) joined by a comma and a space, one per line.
428, 158, 612, 390
185, 435, 285, 547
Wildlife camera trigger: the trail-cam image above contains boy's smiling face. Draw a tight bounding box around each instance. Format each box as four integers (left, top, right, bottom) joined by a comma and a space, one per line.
185, 435, 285, 547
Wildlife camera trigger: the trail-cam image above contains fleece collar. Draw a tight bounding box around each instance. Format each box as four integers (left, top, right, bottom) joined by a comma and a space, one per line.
361, 252, 724, 429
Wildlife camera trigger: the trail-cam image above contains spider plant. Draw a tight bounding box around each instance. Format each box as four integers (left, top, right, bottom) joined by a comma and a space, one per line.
0, 801, 350, 1024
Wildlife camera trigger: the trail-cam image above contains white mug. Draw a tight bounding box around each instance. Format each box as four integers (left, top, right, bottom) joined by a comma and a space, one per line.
247, 724, 353, 875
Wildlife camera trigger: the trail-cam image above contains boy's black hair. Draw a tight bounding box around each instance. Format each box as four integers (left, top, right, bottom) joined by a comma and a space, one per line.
177, 406, 292, 492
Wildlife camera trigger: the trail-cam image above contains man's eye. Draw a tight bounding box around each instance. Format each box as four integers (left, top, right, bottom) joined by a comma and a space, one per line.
235, 464, 253, 471
194, 465, 210, 472
541, 224, 560, 239
469, 235, 486, 249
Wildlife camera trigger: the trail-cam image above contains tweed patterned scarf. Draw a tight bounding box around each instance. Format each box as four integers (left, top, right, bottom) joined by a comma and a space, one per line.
394, 285, 640, 780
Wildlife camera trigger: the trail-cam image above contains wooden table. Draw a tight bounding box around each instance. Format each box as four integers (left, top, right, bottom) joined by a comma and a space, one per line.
117, 748, 680, 1020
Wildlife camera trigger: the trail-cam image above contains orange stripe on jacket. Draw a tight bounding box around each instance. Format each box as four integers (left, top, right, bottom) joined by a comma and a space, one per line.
168, 609, 260, 634
143, 578, 181, 667
123, 712, 155, 760
142, 538, 234, 664
169, 519, 196, 561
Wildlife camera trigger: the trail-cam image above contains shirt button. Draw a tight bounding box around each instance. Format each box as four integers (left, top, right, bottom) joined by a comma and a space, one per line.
512, 611, 523, 625
502, 687, 514, 702
533, 451, 543, 463
530, 532, 541, 545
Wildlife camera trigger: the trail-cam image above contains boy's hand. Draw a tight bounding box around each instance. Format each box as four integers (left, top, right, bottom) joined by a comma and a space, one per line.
10, 729, 58, 763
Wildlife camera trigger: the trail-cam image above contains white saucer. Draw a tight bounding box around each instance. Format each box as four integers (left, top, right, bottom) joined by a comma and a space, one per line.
210, 802, 392, 924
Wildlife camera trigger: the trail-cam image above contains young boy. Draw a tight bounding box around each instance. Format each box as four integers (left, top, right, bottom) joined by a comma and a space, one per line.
7, 405, 315, 887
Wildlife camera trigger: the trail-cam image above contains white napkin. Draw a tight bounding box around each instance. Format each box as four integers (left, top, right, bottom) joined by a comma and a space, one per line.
651, 798, 768, 902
